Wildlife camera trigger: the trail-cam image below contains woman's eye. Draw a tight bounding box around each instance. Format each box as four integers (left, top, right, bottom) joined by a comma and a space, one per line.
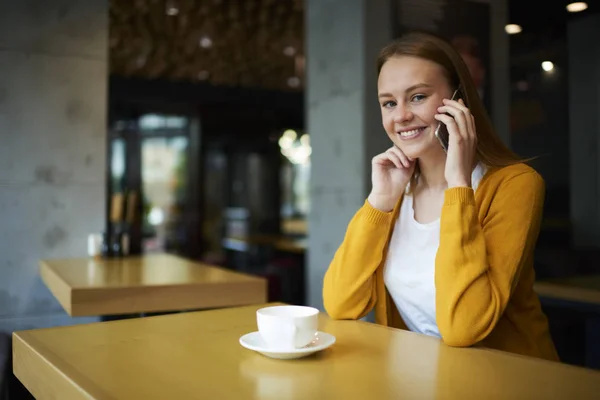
382, 101, 396, 108
411, 94, 426, 102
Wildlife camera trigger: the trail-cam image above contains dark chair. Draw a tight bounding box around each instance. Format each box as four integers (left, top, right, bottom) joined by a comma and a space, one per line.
1, 333, 34, 400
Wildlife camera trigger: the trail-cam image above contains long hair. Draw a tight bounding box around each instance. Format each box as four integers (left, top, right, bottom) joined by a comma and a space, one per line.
377, 32, 523, 189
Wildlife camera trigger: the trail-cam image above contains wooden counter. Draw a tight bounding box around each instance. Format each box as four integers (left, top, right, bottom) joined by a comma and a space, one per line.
534, 274, 600, 369
40, 253, 267, 316
13, 303, 600, 399
222, 235, 306, 254
534, 275, 600, 305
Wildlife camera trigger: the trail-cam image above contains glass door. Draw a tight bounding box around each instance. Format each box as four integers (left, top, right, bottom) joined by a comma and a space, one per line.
108, 113, 193, 256
140, 135, 188, 253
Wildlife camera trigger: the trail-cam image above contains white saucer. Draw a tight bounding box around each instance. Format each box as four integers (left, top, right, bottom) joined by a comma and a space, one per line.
239, 331, 336, 360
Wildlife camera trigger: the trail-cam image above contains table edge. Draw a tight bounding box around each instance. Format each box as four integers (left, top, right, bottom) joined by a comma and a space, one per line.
39, 261, 73, 316
13, 331, 110, 399
39, 255, 267, 290
68, 280, 268, 317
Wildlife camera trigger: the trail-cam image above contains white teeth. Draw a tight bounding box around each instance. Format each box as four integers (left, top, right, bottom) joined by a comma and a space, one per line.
399, 128, 423, 137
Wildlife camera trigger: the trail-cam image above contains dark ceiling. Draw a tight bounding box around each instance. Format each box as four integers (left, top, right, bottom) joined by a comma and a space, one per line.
509, 0, 598, 35
109, 0, 598, 90
508, 0, 598, 80
109, 0, 304, 91
509, 0, 598, 53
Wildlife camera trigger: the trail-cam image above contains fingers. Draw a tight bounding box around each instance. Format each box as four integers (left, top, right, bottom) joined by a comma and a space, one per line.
386, 149, 404, 169
461, 99, 476, 138
388, 146, 412, 168
456, 98, 476, 138
437, 103, 469, 140
372, 147, 412, 168
372, 148, 401, 169
434, 113, 461, 145
436, 98, 476, 143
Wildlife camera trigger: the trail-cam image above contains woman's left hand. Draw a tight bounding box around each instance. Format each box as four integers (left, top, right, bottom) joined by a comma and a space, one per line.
435, 98, 477, 188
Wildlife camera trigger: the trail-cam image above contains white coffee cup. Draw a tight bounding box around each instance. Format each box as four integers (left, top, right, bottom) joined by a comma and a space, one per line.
256, 305, 319, 350
87, 233, 102, 257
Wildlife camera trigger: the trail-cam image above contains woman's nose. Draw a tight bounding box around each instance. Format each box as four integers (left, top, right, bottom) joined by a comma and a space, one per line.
393, 104, 413, 123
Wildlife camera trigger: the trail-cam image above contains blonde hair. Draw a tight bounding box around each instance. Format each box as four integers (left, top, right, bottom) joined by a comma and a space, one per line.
377, 32, 523, 190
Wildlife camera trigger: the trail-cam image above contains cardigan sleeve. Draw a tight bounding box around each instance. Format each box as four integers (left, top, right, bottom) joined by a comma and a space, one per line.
322, 200, 396, 320
435, 171, 545, 347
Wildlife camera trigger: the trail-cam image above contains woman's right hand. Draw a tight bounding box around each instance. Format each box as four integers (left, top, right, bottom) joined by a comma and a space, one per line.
367, 146, 415, 212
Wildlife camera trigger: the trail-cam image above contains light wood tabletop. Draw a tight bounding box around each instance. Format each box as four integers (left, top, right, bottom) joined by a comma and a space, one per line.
534, 275, 600, 305
13, 303, 600, 399
40, 253, 267, 317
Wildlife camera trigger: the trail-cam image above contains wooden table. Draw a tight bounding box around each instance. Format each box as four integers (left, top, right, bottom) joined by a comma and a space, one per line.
534, 274, 600, 369
13, 303, 600, 399
40, 253, 267, 317
534, 275, 600, 305
222, 235, 306, 254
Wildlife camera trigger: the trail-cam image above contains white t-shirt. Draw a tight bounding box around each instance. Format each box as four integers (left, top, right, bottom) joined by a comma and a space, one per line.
383, 164, 487, 337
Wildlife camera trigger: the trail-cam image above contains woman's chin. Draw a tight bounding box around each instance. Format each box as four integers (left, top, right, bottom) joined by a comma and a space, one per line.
397, 140, 443, 160
395, 145, 425, 160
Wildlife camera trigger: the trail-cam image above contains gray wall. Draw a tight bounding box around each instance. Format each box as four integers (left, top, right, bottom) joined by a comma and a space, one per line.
568, 13, 600, 247
306, 0, 393, 309
0, 0, 107, 332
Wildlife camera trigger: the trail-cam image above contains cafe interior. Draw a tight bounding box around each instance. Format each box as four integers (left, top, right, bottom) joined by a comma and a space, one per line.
2, 0, 600, 398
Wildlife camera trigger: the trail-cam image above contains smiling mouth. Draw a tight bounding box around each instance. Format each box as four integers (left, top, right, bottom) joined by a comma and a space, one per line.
397, 127, 426, 138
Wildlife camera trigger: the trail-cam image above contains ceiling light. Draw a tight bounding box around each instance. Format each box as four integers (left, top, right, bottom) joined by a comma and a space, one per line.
199, 36, 213, 49
541, 61, 554, 72
166, 0, 179, 16
136, 56, 147, 68
300, 134, 310, 146
287, 76, 301, 88
566, 2, 588, 13
197, 70, 209, 80
282, 130, 297, 141
505, 24, 522, 34
516, 81, 529, 91
283, 46, 296, 56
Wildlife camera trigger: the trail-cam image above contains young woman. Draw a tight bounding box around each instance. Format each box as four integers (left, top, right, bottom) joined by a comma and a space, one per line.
322, 32, 559, 361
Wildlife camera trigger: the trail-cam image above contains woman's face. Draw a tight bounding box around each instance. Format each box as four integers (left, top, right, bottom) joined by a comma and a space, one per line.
377, 56, 454, 159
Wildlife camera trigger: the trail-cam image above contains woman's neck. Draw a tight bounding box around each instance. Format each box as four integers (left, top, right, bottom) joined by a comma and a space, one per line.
417, 148, 448, 191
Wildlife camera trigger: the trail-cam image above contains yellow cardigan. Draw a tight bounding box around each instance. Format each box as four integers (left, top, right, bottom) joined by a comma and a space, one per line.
323, 163, 559, 361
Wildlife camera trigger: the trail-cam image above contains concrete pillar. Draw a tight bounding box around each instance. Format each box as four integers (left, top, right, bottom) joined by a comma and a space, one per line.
306, 0, 394, 309
568, 13, 600, 247
0, 1, 107, 331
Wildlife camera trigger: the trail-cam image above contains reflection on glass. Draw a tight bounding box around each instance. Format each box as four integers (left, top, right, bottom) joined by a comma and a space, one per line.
111, 139, 126, 193
280, 130, 311, 218
141, 136, 188, 253
293, 163, 310, 215
139, 114, 187, 131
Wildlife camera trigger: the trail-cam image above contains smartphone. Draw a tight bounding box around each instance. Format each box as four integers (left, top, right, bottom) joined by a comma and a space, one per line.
434, 86, 463, 152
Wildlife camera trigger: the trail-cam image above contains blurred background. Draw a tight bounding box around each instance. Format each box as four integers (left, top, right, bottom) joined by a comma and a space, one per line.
1, 0, 600, 371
